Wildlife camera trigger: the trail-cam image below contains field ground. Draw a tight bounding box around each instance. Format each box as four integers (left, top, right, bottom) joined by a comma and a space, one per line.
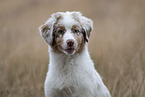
0, 0, 145, 97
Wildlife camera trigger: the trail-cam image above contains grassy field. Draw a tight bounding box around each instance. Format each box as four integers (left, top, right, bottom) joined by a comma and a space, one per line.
0, 0, 145, 97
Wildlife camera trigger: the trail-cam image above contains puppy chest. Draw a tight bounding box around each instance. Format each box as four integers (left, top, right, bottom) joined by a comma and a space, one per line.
57, 67, 94, 90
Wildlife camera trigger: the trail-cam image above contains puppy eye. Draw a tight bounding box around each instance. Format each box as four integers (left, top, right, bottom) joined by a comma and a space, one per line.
57, 29, 64, 34
73, 29, 79, 33
73, 29, 80, 36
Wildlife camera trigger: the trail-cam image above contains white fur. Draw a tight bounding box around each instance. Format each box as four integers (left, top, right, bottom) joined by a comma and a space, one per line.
61, 13, 78, 52
40, 11, 111, 97
45, 46, 111, 97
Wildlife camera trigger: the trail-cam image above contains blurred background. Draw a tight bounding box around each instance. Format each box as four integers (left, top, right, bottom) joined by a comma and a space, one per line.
0, 0, 145, 97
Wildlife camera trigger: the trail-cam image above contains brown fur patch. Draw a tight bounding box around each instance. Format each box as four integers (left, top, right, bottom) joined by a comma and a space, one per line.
74, 31, 86, 54
51, 24, 65, 53
71, 25, 86, 54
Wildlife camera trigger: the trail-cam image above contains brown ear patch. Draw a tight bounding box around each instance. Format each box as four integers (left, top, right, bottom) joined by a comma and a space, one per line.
40, 25, 50, 38
40, 25, 48, 33
82, 28, 89, 42
39, 24, 53, 45
85, 27, 92, 42
42, 26, 50, 34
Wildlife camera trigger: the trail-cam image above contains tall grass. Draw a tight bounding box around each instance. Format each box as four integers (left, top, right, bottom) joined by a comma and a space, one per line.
0, 0, 144, 97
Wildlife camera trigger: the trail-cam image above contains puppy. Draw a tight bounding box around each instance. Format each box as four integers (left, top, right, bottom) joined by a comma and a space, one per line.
39, 11, 111, 97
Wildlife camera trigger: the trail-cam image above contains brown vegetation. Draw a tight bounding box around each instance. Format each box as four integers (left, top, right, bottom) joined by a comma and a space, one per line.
0, 0, 144, 97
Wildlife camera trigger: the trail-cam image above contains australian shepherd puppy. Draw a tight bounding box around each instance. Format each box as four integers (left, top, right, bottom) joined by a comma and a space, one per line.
39, 11, 111, 97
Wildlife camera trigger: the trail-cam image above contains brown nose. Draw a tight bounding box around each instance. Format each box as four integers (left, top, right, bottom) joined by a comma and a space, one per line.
67, 39, 74, 47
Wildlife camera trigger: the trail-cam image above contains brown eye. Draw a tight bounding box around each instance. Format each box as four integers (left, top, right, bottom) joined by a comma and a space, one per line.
57, 29, 64, 34
74, 29, 79, 33
73, 28, 80, 36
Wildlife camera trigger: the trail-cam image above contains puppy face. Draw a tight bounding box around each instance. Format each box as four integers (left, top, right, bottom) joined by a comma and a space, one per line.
39, 11, 93, 55
52, 21, 84, 55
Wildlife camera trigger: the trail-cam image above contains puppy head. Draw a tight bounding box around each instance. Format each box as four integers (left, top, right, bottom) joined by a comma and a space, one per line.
39, 11, 93, 55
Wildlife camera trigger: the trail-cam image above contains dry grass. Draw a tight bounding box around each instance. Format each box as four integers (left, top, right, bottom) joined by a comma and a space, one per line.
0, 0, 145, 97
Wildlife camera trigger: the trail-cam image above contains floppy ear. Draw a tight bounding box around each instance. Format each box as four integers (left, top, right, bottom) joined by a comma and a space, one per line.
80, 16, 93, 42
39, 12, 62, 45
39, 24, 53, 45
